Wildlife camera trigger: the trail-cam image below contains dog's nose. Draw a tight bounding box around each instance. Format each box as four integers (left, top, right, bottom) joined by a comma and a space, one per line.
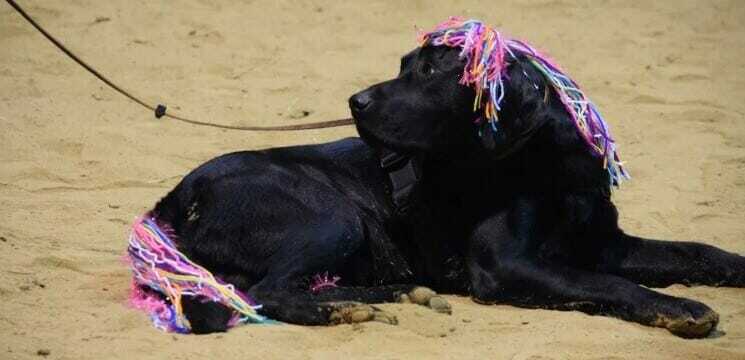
350, 92, 372, 112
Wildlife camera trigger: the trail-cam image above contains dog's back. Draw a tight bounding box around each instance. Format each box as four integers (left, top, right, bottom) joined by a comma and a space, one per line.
152, 137, 397, 282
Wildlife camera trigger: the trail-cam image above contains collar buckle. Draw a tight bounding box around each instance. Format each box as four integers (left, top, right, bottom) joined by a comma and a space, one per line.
379, 150, 421, 216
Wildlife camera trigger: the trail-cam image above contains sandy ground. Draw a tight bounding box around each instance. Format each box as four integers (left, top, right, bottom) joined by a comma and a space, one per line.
1, 0, 745, 359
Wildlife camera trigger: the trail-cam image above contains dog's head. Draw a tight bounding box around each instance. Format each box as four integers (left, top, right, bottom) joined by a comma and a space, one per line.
349, 42, 553, 163
349, 45, 479, 158
350, 19, 627, 188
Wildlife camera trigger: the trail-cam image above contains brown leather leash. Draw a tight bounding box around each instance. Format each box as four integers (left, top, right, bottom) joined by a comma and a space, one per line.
5, 0, 355, 131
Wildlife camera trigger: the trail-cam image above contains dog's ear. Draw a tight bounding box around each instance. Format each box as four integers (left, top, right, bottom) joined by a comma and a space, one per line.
478, 121, 510, 154
477, 57, 552, 158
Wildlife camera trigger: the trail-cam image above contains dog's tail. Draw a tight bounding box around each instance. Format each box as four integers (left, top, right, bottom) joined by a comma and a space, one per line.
124, 214, 266, 333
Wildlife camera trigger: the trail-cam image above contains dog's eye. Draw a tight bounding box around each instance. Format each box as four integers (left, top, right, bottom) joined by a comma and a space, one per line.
419, 62, 436, 76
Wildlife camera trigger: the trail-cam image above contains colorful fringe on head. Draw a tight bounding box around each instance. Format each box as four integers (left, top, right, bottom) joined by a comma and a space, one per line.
419, 17, 630, 186
126, 214, 266, 333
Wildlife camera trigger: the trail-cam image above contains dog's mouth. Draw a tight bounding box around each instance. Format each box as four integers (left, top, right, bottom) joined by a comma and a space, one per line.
353, 117, 401, 154
350, 102, 392, 152
354, 122, 380, 146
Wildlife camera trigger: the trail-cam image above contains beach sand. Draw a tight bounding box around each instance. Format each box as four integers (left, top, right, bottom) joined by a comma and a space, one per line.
1, 0, 745, 358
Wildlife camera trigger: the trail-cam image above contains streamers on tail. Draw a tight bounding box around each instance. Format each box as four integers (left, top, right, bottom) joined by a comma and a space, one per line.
419, 17, 630, 186
126, 214, 266, 333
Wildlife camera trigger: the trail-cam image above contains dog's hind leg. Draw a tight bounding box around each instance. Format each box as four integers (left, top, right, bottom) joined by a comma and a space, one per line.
311, 285, 452, 314
180, 284, 407, 332
249, 281, 453, 325
595, 233, 745, 288
249, 282, 403, 326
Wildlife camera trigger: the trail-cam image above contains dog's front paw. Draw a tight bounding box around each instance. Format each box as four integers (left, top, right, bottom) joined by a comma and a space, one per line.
398, 287, 452, 315
328, 302, 398, 325
652, 299, 719, 338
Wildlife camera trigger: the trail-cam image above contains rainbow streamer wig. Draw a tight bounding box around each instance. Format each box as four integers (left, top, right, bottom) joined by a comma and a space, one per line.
420, 18, 630, 186
126, 214, 266, 333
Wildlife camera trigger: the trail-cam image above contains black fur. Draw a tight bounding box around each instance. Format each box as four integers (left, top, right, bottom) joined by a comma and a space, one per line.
151, 45, 744, 337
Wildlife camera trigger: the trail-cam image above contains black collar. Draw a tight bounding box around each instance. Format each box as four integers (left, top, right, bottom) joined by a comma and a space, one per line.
379, 149, 421, 216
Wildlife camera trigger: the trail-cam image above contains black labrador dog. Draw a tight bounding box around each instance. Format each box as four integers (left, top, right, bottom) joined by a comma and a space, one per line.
150, 40, 745, 338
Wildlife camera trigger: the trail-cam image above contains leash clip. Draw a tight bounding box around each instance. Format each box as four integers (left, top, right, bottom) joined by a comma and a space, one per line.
155, 104, 167, 119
